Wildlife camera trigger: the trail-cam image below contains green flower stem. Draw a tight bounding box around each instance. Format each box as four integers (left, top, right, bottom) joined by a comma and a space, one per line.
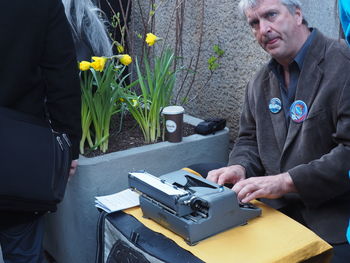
80, 59, 128, 153
123, 48, 175, 143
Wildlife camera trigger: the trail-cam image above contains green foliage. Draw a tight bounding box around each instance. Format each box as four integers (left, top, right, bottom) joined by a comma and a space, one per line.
213, 44, 225, 57
208, 44, 225, 71
80, 60, 129, 154
208, 56, 219, 71
122, 49, 176, 143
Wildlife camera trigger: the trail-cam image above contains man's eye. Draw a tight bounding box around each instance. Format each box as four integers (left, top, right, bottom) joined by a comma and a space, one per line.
267, 12, 277, 19
249, 20, 259, 28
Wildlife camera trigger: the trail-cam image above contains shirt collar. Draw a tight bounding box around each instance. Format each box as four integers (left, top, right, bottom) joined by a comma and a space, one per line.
268, 28, 316, 71
294, 28, 316, 69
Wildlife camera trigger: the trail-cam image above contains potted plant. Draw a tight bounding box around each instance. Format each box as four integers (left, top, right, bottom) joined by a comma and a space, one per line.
123, 47, 175, 143
79, 55, 132, 154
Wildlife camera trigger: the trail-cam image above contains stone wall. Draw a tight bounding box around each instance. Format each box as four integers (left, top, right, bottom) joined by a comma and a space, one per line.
132, 0, 340, 144
301, 0, 339, 39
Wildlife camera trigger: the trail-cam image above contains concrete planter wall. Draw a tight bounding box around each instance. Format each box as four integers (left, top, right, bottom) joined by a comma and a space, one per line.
44, 115, 229, 263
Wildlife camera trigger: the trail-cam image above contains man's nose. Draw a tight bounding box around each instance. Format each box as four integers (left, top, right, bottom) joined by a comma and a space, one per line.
259, 20, 272, 34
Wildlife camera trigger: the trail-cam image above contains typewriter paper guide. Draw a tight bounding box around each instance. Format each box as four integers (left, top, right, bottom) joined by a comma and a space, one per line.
130, 172, 187, 196
128, 170, 262, 245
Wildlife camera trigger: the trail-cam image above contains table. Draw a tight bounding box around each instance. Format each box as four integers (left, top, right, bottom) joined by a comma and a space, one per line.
99, 201, 332, 263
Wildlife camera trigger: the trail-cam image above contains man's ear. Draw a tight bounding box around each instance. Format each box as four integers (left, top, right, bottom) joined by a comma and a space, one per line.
295, 8, 303, 25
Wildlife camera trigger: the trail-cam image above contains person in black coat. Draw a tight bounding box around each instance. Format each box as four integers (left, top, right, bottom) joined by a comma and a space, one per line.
0, 0, 81, 262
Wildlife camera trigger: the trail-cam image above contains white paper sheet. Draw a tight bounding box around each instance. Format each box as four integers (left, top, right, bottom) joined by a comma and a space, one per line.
95, 189, 140, 213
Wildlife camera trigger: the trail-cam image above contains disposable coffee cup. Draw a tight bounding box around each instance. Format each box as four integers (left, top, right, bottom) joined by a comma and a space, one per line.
162, 106, 185, 143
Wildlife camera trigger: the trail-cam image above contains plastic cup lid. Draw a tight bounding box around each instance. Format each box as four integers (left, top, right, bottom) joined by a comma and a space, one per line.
162, 106, 185, 115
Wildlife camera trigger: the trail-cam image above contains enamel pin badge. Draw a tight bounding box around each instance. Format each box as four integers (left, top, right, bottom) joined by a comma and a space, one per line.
269, 98, 282, 114
290, 100, 308, 123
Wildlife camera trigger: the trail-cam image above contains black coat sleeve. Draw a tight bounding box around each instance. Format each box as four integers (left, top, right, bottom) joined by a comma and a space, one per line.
40, 0, 81, 159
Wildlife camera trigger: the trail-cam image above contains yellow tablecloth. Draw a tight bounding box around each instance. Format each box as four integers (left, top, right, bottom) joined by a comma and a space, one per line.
124, 201, 332, 263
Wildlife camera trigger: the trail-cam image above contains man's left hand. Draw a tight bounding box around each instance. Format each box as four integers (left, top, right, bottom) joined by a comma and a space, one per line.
232, 172, 297, 203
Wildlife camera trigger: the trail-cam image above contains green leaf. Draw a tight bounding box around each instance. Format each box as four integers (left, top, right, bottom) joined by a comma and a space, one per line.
208, 56, 217, 65
123, 48, 176, 143
213, 44, 225, 57
209, 62, 219, 71
80, 58, 130, 153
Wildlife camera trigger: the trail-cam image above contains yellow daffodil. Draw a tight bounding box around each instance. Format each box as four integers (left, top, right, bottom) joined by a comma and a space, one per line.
117, 45, 124, 53
118, 54, 132, 66
145, 33, 159, 46
79, 61, 91, 71
132, 99, 138, 107
91, 56, 107, 72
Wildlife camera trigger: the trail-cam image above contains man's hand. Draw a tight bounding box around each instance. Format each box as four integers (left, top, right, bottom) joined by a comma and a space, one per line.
207, 165, 246, 185
232, 172, 297, 203
69, 159, 78, 177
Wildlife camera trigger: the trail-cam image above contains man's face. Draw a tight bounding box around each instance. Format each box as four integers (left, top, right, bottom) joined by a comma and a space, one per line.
245, 0, 304, 63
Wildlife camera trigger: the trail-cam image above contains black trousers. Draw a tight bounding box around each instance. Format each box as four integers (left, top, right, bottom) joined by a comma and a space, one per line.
0, 213, 47, 263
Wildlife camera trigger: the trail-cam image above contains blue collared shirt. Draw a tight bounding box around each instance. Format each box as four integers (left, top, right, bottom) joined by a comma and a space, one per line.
269, 29, 316, 124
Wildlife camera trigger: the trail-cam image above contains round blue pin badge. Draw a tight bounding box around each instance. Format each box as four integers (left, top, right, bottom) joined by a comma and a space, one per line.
290, 100, 308, 123
269, 98, 282, 114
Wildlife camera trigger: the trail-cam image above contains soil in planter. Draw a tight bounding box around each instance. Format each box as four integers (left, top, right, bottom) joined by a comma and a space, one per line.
83, 114, 196, 158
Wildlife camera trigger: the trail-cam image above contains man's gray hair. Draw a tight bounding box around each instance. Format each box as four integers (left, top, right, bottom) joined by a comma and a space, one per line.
238, 0, 302, 16
238, 0, 307, 25
62, 0, 113, 58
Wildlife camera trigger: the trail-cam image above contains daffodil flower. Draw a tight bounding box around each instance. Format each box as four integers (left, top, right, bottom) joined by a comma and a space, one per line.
117, 45, 124, 53
145, 33, 160, 46
117, 54, 132, 66
79, 61, 91, 71
91, 56, 107, 72
132, 99, 138, 107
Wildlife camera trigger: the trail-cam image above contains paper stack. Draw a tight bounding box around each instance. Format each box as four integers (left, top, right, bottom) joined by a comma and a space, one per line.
95, 189, 140, 213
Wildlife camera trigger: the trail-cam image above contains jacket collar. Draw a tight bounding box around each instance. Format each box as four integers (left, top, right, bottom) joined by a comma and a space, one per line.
264, 29, 326, 154
283, 29, 326, 154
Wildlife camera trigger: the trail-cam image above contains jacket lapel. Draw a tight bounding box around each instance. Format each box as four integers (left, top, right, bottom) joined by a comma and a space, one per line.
282, 30, 325, 155
264, 72, 287, 153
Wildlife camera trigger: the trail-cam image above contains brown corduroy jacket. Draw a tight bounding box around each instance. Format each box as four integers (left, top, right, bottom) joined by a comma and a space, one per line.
229, 29, 350, 244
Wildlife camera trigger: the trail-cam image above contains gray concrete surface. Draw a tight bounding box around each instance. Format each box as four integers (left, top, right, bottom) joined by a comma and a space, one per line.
301, 0, 339, 39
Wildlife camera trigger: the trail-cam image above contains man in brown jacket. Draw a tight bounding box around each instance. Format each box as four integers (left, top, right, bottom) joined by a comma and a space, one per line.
207, 0, 350, 261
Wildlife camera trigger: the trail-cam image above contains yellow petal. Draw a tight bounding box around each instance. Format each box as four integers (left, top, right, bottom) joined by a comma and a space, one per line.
145, 33, 159, 46
119, 54, 132, 66
90, 57, 107, 71
79, 61, 91, 71
132, 99, 138, 107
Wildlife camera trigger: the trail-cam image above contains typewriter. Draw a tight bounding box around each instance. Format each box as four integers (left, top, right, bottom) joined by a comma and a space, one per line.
128, 170, 261, 245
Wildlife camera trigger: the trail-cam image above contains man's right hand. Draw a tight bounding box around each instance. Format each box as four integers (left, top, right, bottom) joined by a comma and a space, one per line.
207, 165, 246, 185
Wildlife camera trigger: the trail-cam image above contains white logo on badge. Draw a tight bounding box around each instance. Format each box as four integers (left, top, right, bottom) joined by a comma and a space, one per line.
166, 120, 177, 133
